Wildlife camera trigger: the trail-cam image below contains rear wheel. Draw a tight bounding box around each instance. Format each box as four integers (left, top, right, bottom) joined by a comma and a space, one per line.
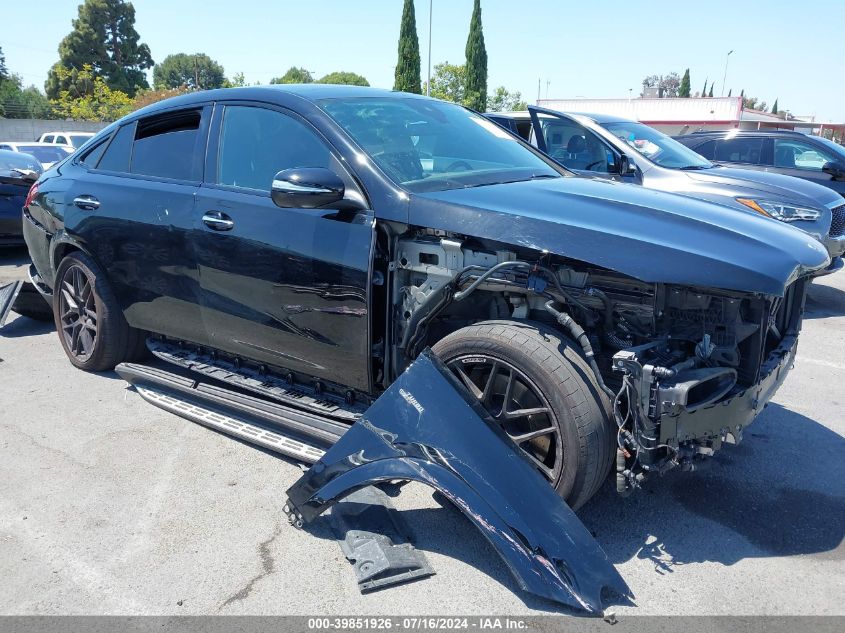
432, 319, 614, 509
53, 251, 146, 371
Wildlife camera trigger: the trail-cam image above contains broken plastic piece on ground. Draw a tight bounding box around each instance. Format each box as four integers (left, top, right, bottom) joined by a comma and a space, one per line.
0, 281, 23, 327
285, 349, 633, 614
329, 486, 434, 592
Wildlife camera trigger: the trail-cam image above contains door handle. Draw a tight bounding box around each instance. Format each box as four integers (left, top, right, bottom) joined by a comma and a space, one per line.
202, 211, 234, 231
73, 195, 100, 210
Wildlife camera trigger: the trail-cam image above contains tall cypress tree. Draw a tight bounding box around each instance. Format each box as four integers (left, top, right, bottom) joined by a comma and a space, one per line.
771, 99, 779, 114
701, 79, 708, 97
464, 0, 487, 111
394, 0, 421, 94
708, 83, 714, 98
679, 69, 691, 97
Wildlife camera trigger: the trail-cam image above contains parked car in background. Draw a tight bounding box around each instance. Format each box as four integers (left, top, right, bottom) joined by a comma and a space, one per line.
486, 109, 845, 274
0, 142, 74, 169
22, 85, 828, 517
38, 131, 96, 149
0, 149, 40, 245
673, 129, 845, 196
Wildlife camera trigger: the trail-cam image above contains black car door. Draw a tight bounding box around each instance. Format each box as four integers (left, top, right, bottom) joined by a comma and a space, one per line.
65, 105, 212, 345
192, 102, 375, 393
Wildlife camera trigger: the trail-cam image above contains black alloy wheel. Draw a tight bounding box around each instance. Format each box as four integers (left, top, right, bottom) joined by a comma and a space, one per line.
446, 355, 563, 483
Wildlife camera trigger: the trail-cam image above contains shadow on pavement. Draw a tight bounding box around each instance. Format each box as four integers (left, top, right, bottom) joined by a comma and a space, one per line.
805, 280, 845, 319
0, 314, 54, 338
580, 403, 845, 574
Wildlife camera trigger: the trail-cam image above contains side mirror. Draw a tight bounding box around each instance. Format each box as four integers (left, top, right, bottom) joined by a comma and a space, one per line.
11, 168, 39, 182
822, 161, 845, 180
271, 167, 345, 209
618, 154, 636, 176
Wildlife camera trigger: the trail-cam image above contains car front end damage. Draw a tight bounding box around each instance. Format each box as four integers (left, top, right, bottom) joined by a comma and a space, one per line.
285, 350, 632, 613
609, 277, 807, 493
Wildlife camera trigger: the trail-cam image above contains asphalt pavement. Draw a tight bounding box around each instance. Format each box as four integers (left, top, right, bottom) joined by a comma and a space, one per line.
1, 245, 843, 617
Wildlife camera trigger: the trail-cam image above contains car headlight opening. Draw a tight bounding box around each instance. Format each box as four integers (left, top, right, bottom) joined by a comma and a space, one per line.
736, 198, 822, 222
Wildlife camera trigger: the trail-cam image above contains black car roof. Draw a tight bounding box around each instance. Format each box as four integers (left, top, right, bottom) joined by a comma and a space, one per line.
684, 129, 808, 138
129, 84, 426, 120
485, 110, 637, 125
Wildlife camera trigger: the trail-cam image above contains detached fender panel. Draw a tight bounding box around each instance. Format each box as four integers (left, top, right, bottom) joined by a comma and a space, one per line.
286, 350, 631, 613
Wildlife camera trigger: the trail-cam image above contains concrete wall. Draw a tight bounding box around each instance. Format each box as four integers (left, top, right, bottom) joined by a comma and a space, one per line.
0, 119, 109, 142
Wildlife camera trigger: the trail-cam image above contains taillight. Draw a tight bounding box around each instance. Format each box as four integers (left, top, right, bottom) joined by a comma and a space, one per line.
24, 182, 38, 209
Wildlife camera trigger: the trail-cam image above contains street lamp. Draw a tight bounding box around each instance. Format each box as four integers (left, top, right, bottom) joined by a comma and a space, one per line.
721, 50, 734, 97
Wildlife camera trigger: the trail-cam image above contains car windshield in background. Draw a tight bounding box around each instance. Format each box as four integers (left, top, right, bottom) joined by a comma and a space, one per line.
69, 135, 94, 148
603, 121, 713, 170
813, 135, 845, 160
319, 97, 561, 192
0, 149, 41, 174
15, 145, 73, 164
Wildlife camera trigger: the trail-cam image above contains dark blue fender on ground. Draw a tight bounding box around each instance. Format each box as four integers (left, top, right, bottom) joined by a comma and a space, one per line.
285, 349, 632, 613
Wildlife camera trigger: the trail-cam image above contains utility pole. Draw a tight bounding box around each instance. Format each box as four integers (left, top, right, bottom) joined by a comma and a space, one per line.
426, 0, 432, 96
537, 78, 541, 103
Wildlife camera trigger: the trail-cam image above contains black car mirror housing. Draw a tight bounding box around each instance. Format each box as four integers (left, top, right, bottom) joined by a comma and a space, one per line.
271, 167, 347, 209
821, 161, 845, 180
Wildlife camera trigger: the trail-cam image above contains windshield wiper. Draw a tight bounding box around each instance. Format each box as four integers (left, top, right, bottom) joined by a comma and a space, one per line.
679, 165, 711, 170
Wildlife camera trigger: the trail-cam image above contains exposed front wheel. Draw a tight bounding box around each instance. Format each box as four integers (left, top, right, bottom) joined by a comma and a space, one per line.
432, 320, 614, 509
53, 251, 146, 371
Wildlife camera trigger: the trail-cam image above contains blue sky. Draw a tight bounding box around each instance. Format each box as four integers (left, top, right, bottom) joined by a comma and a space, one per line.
3, 0, 845, 121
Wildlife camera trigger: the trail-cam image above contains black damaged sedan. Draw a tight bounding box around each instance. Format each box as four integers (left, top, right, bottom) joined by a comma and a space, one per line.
23, 85, 828, 510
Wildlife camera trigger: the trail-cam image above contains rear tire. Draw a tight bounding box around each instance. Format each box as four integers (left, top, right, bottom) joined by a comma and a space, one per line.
432, 319, 614, 509
53, 251, 146, 371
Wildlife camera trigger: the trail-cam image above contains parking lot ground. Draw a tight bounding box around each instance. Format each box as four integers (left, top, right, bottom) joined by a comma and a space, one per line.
0, 245, 843, 617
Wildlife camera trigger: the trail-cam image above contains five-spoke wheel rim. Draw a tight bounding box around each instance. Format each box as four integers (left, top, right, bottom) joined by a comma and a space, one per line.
58, 265, 98, 360
446, 355, 563, 483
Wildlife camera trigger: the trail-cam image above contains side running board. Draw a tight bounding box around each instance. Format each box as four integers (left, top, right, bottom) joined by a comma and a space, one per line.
146, 339, 366, 424
116, 362, 348, 464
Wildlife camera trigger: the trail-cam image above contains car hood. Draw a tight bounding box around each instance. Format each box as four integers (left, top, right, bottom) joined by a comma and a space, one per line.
410, 177, 829, 296
682, 165, 843, 208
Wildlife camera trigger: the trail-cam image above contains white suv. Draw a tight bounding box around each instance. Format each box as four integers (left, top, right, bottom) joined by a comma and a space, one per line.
38, 131, 95, 149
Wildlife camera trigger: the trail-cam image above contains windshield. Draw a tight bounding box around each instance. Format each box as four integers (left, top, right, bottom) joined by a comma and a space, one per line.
603, 121, 713, 169
69, 134, 94, 148
0, 149, 41, 174
813, 136, 845, 160
15, 145, 73, 165
319, 97, 561, 192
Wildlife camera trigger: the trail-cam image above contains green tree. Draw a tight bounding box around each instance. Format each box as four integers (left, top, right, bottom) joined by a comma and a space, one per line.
153, 53, 225, 90
701, 79, 708, 97
423, 62, 465, 103
45, 0, 153, 99
727, 88, 732, 97
394, 0, 421, 93
464, 0, 487, 111
317, 71, 370, 86
51, 64, 133, 121
487, 86, 526, 112
270, 67, 314, 84
0, 46, 8, 81
708, 83, 714, 98
678, 68, 691, 97
0, 49, 53, 119
771, 99, 778, 115
224, 72, 248, 88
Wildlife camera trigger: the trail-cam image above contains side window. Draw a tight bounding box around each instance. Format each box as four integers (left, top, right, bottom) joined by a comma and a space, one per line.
79, 135, 111, 168
217, 105, 331, 191
690, 139, 716, 160
57, 136, 68, 146
43, 135, 54, 144
773, 138, 834, 170
131, 109, 203, 180
96, 123, 135, 173
714, 137, 763, 164
542, 119, 614, 172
